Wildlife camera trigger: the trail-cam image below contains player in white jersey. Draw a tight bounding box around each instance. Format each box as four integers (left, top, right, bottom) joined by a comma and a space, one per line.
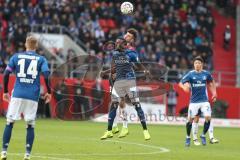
179, 56, 217, 146
1, 36, 51, 160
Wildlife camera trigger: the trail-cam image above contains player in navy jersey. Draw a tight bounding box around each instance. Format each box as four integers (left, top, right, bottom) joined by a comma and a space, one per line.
102, 29, 147, 138
100, 37, 151, 140
1, 36, 51, 160
113, 28, 153, 138
179, 56, 217, 147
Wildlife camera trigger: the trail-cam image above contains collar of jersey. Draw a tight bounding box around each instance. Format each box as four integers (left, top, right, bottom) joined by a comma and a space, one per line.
26, 50, 35, 54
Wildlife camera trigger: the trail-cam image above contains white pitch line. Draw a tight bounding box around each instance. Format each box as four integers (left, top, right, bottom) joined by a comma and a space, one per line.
9, 153, 74, 160
7, 137, 170, 158
106, 139, 170, 153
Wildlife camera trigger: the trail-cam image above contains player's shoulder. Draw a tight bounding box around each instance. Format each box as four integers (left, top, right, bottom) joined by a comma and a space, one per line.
9, 52, 23, 61
126, 49, 137, 54
186, 70, 195, 75
112, 50, 120, 57
202, 70, 211, 75
32, 53, 47, 62
11, 52, 23, 57
182, 70, 194, 79
125, 49, 138, 58
39, 55, 47, 61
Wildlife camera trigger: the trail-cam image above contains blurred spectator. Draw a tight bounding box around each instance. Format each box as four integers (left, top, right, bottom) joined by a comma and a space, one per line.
53, 80, 69, 119
167, 90, 178, 116
0, 57, 6, 73
168, 64, 179, 83
73, 80, 90, 120
37, 85, 51, 118
91, 79, 104, 116
0, 0, 216, 74
223, 25, 231, 51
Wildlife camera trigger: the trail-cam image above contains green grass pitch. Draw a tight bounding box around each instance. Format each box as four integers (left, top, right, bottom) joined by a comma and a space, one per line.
0, 118, 240, 160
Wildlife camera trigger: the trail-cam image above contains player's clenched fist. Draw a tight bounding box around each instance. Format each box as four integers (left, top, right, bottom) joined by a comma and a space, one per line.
3, 93, 10, 102
44, 93, 52, 104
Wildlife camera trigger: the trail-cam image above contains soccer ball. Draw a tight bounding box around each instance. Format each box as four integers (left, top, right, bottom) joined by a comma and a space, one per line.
120, 2, 134, 14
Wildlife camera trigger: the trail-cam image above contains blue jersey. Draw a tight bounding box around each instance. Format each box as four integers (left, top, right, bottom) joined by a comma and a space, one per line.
6, 51, 49, 102
112, 49, 139, 81
181, 70, 213, 103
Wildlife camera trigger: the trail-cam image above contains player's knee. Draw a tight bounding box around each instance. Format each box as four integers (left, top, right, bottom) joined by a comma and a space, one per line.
130, 98, 140, 104
188, 118, 194, 123
134, 103, 144, 114
205, 116, 211, 122
111, 102, 119, 109
186, 121, 192, 126
26, 121, 35, 128
26, 124, 34, 129
194, 116, 199, 123
119, 100, 125, 109
6, 122, 14, 127
132, 102, 141, 108
6, 119, 15, 126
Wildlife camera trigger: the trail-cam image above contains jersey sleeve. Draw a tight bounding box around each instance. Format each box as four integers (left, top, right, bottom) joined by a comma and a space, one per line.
181, 72, 190, 84
206, 71, 213, 82
6, 55, 16, 72
41, 57, 50, 73
128, 50, 139, 63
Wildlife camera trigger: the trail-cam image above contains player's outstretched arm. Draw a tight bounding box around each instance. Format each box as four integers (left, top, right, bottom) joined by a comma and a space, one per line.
134, 63, 153, 79
179, 82, 190, 92
3, 69, 11, 102
208, 80, 217, 102
100, 68, 111, 78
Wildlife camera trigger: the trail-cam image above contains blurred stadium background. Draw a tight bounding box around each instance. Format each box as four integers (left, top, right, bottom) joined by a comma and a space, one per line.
0, 0, 239, 125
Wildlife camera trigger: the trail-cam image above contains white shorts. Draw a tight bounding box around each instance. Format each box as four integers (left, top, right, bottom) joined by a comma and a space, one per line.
111, 79, 139, 103
6, 97, 38, 123
188, 102, 211, 118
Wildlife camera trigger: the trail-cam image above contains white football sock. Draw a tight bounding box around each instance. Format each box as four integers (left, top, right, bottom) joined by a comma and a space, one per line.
209, 121, 214, 139
113, 108, 119, 128
192, 122, 198, 140
121, 107, 128, 128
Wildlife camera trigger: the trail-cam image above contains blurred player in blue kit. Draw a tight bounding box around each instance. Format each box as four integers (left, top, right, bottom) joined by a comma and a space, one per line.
100, 34, 151, 140
1, 36, 51, 160
179, 56, 218, 147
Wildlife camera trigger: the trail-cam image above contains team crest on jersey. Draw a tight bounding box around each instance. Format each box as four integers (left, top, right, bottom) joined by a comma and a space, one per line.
193, 77, 196, 79
203, 76, 207, 80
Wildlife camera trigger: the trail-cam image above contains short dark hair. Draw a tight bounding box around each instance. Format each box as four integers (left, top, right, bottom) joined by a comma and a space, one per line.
127, 28, 138, 40
193, 56, 204, 63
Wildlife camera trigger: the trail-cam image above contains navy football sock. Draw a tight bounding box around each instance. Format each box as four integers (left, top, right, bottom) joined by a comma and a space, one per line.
186, 122, 192, 137
2, 122, 14, 151
203, 120, 211, 135
26, 125, 35, 154
134, 103, 147, 130
107, 103, 118, 131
